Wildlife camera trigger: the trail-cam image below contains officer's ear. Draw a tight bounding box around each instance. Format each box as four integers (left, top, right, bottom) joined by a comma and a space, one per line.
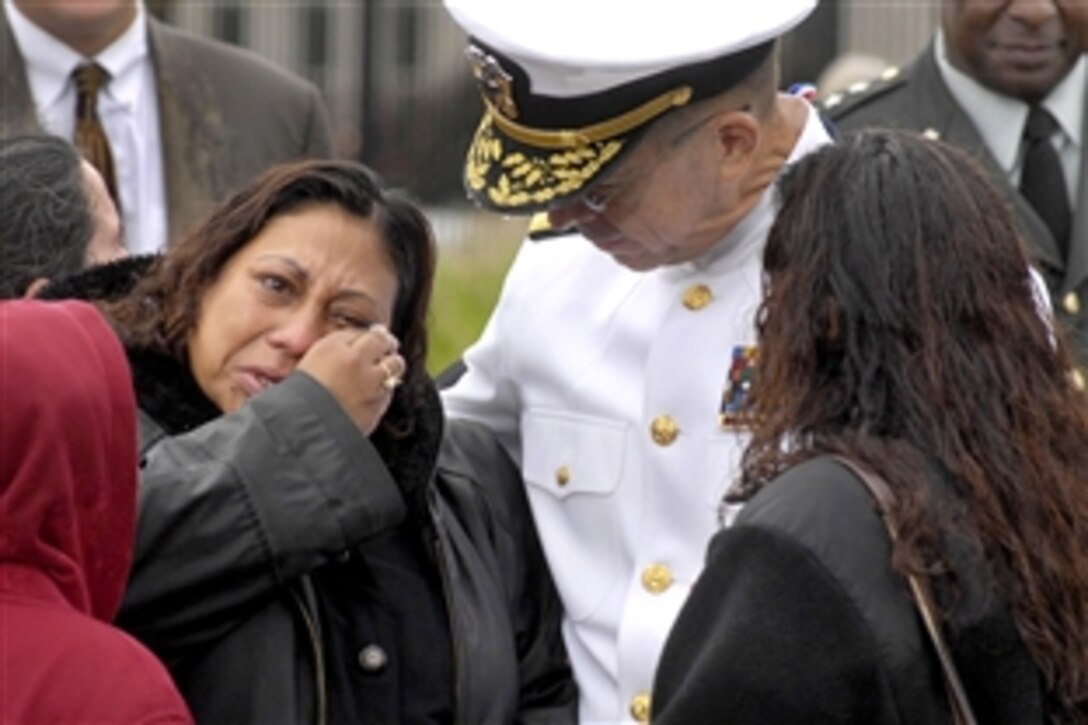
710, 109, 760, 178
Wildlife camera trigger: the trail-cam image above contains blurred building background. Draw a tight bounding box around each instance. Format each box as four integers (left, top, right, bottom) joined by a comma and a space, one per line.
150, 1, 943, 371
157, 0, 940, 207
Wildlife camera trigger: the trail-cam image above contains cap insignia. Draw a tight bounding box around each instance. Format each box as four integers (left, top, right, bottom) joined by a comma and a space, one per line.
465, 114, 624, 209
466, 45, 519, 119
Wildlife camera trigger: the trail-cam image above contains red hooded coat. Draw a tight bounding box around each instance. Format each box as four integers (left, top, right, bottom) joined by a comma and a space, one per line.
0, 300, 191, 724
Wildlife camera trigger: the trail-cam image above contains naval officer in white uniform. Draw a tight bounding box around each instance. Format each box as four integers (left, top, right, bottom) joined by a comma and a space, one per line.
440, 2, 829, 721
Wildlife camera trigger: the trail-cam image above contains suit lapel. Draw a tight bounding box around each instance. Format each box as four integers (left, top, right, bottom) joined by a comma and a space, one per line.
909, 46, 1065, 275
0, 10, 42, 133
1063, 102, 1088, 295
147, 17, 225, 244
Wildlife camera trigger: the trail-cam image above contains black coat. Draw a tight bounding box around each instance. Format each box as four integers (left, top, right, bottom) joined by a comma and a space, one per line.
652, 457, 1046, 724
825, 40, 1088, 367
43, 258, 576, 724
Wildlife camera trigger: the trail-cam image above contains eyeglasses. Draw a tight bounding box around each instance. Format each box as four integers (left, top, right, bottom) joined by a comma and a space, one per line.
575, 110, 724, 214
581, 155, 661, 213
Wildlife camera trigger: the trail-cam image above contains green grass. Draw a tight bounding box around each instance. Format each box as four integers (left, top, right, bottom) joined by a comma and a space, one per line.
426, 212, 525, 377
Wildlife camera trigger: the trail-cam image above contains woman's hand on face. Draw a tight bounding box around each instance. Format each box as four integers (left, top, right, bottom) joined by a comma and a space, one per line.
296, 325, 406, 435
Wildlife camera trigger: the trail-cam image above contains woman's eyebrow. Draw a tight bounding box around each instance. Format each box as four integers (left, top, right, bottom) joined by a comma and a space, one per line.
255, 253, 381, 306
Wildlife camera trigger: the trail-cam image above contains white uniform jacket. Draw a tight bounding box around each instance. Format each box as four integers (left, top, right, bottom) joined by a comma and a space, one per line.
443, 104, 832, 724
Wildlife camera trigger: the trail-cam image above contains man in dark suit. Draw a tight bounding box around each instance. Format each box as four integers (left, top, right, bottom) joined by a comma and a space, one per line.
826, 0, 1087, 377
1, 0, 333, 253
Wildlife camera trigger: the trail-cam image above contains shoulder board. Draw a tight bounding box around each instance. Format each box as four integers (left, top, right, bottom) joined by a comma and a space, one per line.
819, 65, 908, 119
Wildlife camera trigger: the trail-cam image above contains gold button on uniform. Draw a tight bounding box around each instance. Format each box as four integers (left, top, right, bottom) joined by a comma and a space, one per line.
682, 284, 713, 310
629, 692, 652, 723
1073, 368, 1086, 392
1062, 292, 1081, 316
556, 465, 571, 487
650, 415, 679, 446
641, 563, 673, 594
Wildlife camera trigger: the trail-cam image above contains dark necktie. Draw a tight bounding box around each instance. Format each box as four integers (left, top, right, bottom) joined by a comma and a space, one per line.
1019, 105, 1071, 260
72, 63, 121, 210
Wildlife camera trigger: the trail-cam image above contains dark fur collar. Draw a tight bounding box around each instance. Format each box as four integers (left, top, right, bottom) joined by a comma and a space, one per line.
39, 256, 221, 435
38, 254, 158, 306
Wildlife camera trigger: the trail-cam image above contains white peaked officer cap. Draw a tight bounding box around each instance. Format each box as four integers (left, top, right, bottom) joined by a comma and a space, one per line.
444, 0, 817, 214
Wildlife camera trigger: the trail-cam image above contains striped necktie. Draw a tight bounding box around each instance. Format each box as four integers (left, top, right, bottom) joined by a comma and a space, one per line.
72, 62, 121, 210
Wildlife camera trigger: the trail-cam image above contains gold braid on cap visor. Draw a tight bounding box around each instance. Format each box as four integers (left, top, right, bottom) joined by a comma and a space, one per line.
467, 85, 693, 209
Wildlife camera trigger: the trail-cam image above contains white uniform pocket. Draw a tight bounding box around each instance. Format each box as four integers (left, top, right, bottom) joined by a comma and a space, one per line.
522, 409, 627, 621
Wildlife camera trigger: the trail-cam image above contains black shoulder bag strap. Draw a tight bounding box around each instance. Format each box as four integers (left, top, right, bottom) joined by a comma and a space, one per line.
831, 456, 979, 725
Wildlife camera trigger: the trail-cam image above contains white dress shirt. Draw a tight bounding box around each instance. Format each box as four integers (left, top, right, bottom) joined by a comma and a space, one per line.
936, 28, 1084, 206
443, 104, 832, 724
5, 0, 167, 254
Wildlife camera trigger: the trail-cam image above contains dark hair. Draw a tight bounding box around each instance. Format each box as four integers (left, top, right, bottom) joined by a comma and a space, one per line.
0, 134, 94, 297
110, 159, 437, 440
738, 130, 1088, 714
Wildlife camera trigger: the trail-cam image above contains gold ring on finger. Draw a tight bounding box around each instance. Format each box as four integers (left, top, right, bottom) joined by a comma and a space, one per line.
379, 359, 401, 391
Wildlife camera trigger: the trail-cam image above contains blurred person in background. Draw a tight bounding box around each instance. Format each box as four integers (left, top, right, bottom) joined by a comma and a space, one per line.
652, 130, 1088, 724
1, 0, 333, 253
0, 299, 192, 725
816, 51, 890, 99
0, 132, 124, 298
41, 159, 575, 723
826, 0, 1087, 374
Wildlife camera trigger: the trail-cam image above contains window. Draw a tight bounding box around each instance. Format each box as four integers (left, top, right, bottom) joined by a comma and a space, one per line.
396, 6, 418, 69
212, 4, 244, 46
302, 4, 329, 88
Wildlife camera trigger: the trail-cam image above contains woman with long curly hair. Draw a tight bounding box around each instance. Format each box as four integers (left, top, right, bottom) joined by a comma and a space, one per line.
652, 130, 1088, 723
